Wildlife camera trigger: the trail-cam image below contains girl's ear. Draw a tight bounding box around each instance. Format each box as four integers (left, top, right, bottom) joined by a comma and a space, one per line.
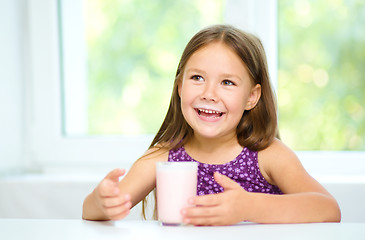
245, 84, 261, 110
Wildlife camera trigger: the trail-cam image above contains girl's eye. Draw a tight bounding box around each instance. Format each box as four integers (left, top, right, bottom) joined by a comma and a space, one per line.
222, 80, 235, 86
191, 75, 204, 81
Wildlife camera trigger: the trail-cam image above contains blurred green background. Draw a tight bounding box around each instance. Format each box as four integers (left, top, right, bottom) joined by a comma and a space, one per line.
81, 0, 364, 150
278, 0, 364, 150
85, 0, 225, 135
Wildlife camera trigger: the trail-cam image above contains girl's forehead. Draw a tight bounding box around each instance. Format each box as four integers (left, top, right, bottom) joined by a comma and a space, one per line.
187, 42, 244, 65
185, 42, 249, 75
194, 42, 232, 55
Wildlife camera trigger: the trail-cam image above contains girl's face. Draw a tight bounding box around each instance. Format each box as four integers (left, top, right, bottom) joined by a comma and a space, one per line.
178, 42, 261, 141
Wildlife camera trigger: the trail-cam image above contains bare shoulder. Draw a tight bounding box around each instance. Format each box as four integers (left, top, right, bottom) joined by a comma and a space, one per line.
258, 138, 304, 187
258, 138, 297, 163
138, 144, 170, 162
131, 144, 170, 172
124, 144, 170, 182
258, 138, 328, 195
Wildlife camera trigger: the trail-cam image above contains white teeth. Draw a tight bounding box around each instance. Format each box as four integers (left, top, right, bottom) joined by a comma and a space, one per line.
198, 108, 222, 114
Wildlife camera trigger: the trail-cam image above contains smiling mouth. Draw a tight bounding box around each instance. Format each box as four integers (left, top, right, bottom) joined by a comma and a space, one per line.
195, 108, 225, 118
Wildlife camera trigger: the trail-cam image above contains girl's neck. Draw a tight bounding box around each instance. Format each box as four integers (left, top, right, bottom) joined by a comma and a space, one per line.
184, 134, 243, 164
188, 135, 238, 151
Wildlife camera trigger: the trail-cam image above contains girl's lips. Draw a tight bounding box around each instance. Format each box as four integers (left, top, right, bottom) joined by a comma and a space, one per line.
195, 108, 225, 120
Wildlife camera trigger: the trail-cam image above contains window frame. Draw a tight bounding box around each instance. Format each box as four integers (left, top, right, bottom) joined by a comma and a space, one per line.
25, 0, 152, 171
25, 0, 365, 175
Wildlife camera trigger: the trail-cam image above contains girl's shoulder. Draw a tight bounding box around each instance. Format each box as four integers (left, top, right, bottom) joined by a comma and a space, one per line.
129, 144, 170, 177
138, 143, 170, 163
258, 138, 296, 159
257, 138, 301, 185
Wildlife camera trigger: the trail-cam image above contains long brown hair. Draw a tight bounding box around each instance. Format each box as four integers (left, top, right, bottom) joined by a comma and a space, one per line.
142, 24, 279, 219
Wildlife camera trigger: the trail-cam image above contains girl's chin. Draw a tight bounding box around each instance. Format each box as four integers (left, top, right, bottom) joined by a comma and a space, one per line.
193, 129, 227, 139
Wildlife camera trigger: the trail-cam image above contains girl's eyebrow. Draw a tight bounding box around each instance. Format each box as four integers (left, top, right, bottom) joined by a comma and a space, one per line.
221, 73, 242, 81
185, 68, 206, 74
185, 68, 243, 82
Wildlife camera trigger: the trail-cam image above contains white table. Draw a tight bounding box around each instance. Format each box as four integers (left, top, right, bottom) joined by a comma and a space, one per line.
1, 219, 364, 240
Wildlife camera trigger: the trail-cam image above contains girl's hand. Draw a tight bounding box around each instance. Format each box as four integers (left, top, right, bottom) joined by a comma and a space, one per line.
181, 172, 250, 226
93, 168, 132, 220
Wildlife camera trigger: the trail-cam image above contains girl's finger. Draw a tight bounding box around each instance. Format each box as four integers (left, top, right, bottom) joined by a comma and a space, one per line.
99, 180, 120, 197
183, 215, 221, 226
213, 172, 241, 190
104, 168, 126, 182
182, 205, 220, 218
109, 208, 131, 220
104, 201, 132, 219
190, 193, 221, 207
102, 194, 130, 208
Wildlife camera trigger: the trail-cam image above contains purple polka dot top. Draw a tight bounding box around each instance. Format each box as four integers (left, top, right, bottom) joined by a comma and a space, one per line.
168, 146, 283, 196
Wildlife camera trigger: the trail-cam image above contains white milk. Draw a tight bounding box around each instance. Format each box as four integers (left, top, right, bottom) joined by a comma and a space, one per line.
156, 162, 198, 225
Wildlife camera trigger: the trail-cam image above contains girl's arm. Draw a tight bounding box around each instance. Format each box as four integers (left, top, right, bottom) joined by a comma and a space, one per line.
182, 139, 341, 225
82, 147, 168, 221
252, 138, 341, 223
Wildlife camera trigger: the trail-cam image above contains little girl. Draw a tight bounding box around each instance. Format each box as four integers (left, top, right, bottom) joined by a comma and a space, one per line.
82, 24, 341, 225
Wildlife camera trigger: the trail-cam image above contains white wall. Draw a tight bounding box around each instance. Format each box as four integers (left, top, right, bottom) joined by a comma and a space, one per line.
0, 175, 364, 222
0, 174, 153, 220
0, 0, 24, 174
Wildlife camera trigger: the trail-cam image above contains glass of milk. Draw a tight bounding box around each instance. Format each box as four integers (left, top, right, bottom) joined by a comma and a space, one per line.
156, 161, 198, 226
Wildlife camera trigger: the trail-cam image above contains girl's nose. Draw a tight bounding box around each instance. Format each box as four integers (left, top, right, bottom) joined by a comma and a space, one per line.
201, 83, 219, 102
